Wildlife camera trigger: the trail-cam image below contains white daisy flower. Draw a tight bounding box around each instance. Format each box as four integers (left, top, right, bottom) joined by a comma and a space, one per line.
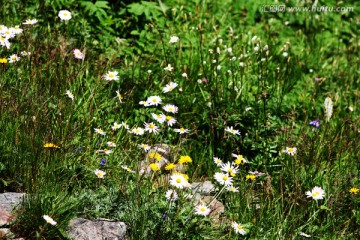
226, 186, 239, 192
130, 127, 145, 135
306, 186, 325, 200
94, 128, 106, 135
146, 96, 162, 106
23, 19, 38, 25
111, 122, 121, 130
151, 113, 166, 124
225, 126, 240, 135
283, 147, 297, 156
12, 25, 23, 34
20, 51, 31, 56
94, 169, 106, 178
174, 128, 190, 134
164, 64, 174, 72
43, 215, 57, 226
169, 36, 179, 43
8, 54, 20, 63
165, 115, 177, 126
0, 36, 11, 49
144, 122, 159, 134
163, 104, 178, 114
121, 122, 130, 130
163, 82, 178, 93
232, 221, 246, 235
107, 141, 116, 147
65, 90, 74, 100
104, 71, 119, 81
220, 162, 239, 175
97, 149, 113, 155
139, 143, 151, 152
165, 189, 178, 201
169, 173, 189, 189
194, 204, 211, 216
115, 90, 123, 103
213, 157, 222, 166
214, 172, 233, 186
73, 49, 84, 59
58, 10, 72, 20
121, 165, 135, 173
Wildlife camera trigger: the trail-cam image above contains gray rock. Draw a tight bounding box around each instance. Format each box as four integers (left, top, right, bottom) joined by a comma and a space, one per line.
191, 181, 216, 194
68, 218, 127, 240
0, 193, 24, 212
0, 228, 11, 237
0, 193, 24, 226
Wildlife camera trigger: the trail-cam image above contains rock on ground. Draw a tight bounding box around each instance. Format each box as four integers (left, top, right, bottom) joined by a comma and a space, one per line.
0, 193, 24, 226
68, 218, 127, 240
0, 193, 24, 213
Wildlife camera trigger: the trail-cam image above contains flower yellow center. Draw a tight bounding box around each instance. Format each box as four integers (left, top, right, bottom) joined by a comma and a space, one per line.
222, 176, 228, 181
288, 148, 293, 152
312, 192, 319, 197
109, 73, 114, 78
200, 207, 206, 212
166, 116, 172, 121
176, 178, 182, 183
237, 225, 243, 230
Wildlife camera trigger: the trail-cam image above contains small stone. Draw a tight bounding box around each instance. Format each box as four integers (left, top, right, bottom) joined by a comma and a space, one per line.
68, 218, 127, 240
191, 181, 216, 194
0, 209, 12, 226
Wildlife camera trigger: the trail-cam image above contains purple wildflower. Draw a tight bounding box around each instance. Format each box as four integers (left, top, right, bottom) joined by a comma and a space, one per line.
100, 158, 106, 166
310, 120, 320, 128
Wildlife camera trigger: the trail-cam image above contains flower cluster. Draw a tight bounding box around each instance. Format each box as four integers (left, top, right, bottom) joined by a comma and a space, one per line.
0, 24, 23, 49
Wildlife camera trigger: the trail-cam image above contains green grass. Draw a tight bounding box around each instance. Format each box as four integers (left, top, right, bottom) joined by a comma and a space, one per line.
1, 0, 359, 239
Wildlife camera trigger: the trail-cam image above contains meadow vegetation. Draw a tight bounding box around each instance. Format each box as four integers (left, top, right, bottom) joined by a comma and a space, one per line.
0, 0, 359, 239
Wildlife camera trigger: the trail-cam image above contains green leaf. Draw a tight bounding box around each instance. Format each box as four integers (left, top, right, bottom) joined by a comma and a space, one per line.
95, 1, 110, 9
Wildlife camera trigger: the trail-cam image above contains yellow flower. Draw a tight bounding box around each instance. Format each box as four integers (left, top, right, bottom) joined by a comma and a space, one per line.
349, 187, 359, 195
246, 174, 256, 181
234, 155, 246, 165
0, 58, 8, 63
181, 173, 189, 181
148, 151, 162, 161
178, 155, 192, 165
149, 163, 160, 171
43, 143, 60, 148
165, 163, 176, 171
